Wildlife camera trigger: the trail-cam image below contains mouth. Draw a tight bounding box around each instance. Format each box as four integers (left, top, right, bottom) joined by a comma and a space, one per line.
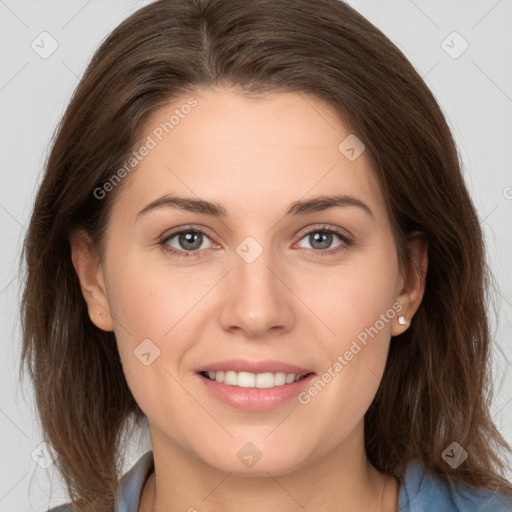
198, 370, 315, 389
196, 369, 317, 411
195, 359, 316, 410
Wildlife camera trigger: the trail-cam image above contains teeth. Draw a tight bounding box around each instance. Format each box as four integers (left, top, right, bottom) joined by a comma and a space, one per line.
204, 370, 306, 388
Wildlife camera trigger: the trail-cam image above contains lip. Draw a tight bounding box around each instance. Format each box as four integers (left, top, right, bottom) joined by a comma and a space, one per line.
194, 359, 316, 412
196, 371, 316, 411
195, 358, 313, 375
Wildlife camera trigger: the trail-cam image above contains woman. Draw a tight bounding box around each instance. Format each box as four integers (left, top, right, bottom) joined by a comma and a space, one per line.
20, 0, 512, 510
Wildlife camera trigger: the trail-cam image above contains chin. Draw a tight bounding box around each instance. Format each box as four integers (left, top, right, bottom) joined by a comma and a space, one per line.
200, 446, 309, 477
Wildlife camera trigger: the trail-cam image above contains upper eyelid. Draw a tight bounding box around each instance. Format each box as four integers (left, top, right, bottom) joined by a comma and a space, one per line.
162, 224, 215, 239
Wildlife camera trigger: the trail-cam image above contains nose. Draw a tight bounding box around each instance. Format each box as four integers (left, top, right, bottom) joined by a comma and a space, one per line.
218, 243, 296, 339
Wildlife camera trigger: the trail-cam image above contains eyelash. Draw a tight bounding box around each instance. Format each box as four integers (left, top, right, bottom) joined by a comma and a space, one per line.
158, 224, 353, 259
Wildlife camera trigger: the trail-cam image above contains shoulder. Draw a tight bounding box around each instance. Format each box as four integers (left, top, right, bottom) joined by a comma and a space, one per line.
398, 459, 512, 512
47, 451, 154, 512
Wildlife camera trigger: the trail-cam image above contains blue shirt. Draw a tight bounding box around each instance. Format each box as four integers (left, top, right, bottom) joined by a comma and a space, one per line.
49, 451, 512, 511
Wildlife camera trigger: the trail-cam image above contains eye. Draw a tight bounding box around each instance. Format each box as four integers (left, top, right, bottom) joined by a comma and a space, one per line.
159, 227, 215, 258
296, 225, 352, 256
158, 224, 353, 259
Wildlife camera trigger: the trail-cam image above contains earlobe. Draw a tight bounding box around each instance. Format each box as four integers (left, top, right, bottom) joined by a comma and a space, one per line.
391, 231, 428, 337
69, 229, 114, 332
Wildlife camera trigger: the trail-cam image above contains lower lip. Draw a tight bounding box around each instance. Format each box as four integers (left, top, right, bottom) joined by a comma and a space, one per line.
196, 372, 316, 411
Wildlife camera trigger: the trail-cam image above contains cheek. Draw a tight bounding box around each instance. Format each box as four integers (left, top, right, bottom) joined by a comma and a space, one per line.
302, 244, 398, 411
104, 247, 221, 381
317, 246, 398, 350
296, 299, 394, 448
101, 246, 179, 374
105, 244, 198, 338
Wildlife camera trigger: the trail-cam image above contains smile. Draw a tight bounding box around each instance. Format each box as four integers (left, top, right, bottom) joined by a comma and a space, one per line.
200, 370, 312, 388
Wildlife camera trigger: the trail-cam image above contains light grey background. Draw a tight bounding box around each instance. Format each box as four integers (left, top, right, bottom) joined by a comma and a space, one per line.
1, 1, 511, 510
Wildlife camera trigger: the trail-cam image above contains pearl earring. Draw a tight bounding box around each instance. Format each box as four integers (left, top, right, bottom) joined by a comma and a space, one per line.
398, 315, 407, 325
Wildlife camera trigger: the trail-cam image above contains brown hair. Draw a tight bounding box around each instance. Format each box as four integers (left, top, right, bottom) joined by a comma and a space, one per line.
20, 0, 512, 509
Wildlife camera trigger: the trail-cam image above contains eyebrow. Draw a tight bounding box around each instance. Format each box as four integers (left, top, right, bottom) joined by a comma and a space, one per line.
137, 194, 373, 219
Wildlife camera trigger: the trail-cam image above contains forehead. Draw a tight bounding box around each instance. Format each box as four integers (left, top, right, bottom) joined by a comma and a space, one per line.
112, 88, 386, 221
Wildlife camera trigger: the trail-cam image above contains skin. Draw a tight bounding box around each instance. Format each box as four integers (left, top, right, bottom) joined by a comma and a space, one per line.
71, 87, 428, 512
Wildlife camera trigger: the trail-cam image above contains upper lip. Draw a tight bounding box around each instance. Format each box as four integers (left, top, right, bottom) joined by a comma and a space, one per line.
196, 359, 314, 375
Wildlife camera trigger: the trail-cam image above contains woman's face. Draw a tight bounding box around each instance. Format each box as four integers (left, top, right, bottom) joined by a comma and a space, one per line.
83, 87, 419, 475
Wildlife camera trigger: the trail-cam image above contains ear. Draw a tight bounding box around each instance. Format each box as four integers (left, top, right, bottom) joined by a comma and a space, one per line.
391, 231, 428, 336
69, 229, 114, 332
